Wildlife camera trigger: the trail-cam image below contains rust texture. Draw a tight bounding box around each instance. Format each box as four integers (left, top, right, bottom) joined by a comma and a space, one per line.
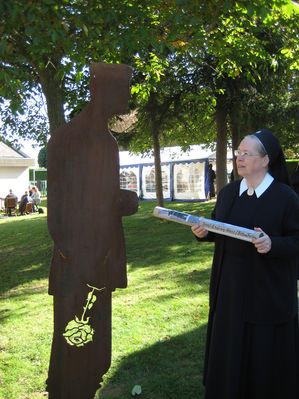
46, 63, 138, 399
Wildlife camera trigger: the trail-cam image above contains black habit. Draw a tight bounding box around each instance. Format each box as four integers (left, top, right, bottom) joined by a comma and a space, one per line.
198, 179, 299, 399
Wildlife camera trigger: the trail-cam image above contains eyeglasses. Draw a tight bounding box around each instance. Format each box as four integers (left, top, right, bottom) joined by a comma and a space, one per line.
234, 150, 262, 158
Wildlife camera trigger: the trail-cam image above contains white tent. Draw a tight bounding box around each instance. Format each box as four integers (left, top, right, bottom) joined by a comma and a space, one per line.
119, 145, 216, 201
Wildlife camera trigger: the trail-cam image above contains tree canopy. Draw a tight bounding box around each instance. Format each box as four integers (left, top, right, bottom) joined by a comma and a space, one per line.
0, 0, 298, 195
126, 0, 298, 193
0, 0, 167, 139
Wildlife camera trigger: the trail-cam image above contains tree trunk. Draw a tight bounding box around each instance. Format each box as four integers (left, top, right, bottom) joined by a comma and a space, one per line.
151, 117, 164, 207
215, 101, 228, 193
229, 110, 240, 181
147, 93, 164, 207
37, 61, 66, 134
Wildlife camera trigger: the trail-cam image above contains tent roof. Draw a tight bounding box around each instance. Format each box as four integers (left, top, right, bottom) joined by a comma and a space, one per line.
119, 145, 215, 166
119, 144, 233, 167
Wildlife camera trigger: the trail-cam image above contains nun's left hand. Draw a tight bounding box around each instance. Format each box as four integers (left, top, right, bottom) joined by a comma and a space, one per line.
253, 227, 272, 254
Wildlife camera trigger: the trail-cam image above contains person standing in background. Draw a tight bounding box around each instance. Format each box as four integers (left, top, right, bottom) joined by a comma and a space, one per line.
208, 164, 216, 198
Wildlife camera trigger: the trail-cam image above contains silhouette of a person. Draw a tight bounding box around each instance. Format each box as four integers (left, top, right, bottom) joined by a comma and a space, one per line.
46, 63, 138, 399
208, 164, 216, 198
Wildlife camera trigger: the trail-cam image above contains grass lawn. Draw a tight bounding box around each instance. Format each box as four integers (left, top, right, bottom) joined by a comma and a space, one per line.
0, 199, 216, 399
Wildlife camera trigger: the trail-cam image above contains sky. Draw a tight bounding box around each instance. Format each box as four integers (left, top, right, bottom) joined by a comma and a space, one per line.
20, 139, 41, 166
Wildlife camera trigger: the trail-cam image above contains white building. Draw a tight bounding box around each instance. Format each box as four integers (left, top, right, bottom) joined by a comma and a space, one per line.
0, 141, 36, 203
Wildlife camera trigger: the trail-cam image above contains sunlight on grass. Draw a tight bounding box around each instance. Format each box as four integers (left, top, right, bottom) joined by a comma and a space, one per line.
0, 200, 215, 399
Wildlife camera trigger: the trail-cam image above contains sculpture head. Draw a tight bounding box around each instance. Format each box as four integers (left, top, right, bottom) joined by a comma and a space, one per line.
89, 63, 133, 119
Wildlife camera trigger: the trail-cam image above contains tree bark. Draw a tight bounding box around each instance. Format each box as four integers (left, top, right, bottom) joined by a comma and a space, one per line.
37, 60, 66, 134
229, 110, 240, 181
151, 117, 164, 207
215, 100, 228, 194
148, 93, 164, 207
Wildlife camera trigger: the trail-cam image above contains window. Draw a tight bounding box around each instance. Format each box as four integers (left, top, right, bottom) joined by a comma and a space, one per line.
145, 168, 168, 193
120, 171, 137, 192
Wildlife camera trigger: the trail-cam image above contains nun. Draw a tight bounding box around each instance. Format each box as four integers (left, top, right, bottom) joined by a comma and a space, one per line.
192, 129, 299, 399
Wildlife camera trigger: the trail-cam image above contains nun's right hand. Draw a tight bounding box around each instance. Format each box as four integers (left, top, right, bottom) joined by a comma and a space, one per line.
191, 224, 208, 238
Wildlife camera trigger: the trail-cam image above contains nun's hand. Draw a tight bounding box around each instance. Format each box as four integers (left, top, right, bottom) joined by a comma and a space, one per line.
253, 227, 272, 254
192, 224, 208, 239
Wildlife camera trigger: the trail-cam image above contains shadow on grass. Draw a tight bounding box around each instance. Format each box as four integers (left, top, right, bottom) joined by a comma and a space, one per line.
98, 325, 207, 399
0, 201, 215, 299
0, 216, 53, 295
124, 216, 215, 283
0, 217, 213, 301
123, 201, 215, 266
0, 283, 50, 324
129, 266, 211, 306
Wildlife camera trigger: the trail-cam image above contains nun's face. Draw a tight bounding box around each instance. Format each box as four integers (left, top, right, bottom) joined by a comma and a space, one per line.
236, 137, 269, 179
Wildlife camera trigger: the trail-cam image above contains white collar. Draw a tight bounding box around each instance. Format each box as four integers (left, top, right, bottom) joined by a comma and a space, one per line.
239, 173, 274, 198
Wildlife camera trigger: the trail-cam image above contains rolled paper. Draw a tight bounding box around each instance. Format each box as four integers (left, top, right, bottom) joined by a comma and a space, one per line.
153, 206, 263, 242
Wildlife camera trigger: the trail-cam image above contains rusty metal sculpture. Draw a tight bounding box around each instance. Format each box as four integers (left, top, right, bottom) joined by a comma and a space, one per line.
46, 63, 138, 399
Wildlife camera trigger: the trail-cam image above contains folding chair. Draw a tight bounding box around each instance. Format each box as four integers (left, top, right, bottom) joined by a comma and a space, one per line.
25, 202, 33, 214
5, 197, 17, 216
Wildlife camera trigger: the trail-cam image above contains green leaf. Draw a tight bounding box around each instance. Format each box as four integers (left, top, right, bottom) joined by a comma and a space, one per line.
258, 6, 269, 21
75, 72, 82, 84
25, 26, 34, 36
247, 5, 254, 17
51, 31, 58, 42
223, 0, 232, 12
131, 385, 142, 396
82, 24, 88, 37
281, 48, 292, 57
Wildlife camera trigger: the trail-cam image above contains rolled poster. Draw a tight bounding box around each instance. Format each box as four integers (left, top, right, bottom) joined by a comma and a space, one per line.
153, 206, 263, 242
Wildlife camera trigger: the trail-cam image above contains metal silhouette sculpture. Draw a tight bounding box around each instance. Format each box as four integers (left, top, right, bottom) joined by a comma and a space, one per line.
46, 63, 138, 399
